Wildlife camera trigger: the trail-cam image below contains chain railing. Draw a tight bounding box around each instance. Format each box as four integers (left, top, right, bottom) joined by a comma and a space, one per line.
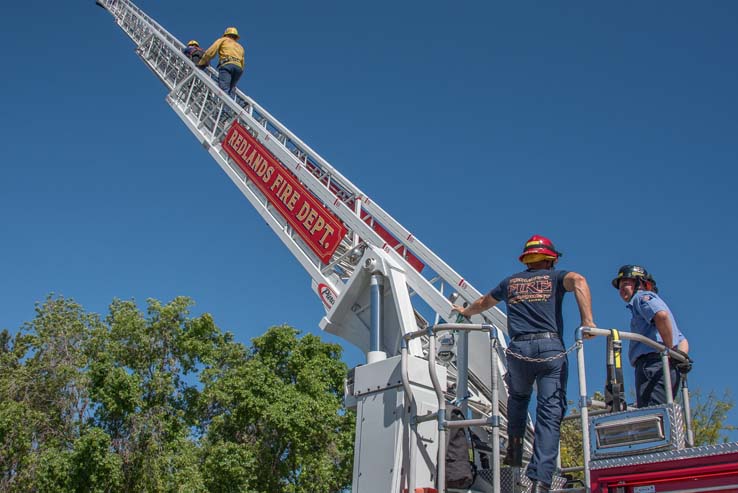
505, 341, 581, 364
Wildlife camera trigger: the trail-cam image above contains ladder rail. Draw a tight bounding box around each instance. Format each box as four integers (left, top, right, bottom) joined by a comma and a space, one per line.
100, 1, 344, 289
97, 0, 507, 336
227, 71, 507, 329
97, 3, 523, 479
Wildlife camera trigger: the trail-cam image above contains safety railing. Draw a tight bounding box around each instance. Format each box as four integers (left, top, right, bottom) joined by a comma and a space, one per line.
400, 324, 694, 493
573, 326, 694, 492
402, 323, 502, 493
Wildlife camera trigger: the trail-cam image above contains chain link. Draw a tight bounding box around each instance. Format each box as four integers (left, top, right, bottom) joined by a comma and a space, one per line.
504, 340, 582, 363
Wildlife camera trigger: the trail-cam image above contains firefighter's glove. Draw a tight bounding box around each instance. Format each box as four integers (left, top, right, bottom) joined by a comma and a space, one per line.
670, 349, 692, 374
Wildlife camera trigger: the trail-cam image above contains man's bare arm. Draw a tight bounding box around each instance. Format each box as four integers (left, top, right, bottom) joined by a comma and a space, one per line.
563, 272, 595, 328
653, 311, 674, 349
453, 293, 499, 319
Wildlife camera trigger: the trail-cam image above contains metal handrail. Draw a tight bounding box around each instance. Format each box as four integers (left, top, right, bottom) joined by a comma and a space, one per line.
574, 326, 694, 492
402, 323, 499, 493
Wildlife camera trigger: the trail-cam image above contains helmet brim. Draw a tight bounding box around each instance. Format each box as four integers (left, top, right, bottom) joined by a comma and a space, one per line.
519, 248, 559, 263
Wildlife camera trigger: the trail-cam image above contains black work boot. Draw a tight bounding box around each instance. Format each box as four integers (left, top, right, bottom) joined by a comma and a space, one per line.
530, 480, 551, 492
504, 436, 523, 467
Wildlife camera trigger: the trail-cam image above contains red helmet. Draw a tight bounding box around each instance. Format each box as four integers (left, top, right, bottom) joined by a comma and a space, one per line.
519, 234, 561, 263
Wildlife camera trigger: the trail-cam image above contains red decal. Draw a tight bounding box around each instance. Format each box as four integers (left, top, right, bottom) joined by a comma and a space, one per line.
316, 283, 337, 308
222, 123, 347, 263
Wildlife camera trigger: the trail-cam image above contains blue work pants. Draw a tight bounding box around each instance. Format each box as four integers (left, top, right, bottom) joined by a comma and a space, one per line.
635, 353, 681, 408
218, 63, 243, 97
506, 338, 568, 486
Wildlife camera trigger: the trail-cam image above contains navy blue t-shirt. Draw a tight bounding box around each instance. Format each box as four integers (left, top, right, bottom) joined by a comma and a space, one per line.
489, 268, 569, 339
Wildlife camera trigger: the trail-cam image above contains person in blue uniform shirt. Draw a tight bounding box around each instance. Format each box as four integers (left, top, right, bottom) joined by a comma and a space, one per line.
183, 40, 207, 70
612, 265, 689, 408
454, 235, 595, 493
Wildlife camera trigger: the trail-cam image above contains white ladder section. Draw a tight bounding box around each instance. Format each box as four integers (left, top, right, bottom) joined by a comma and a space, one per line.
96, 0, 508, 336
96, 3, 529, 490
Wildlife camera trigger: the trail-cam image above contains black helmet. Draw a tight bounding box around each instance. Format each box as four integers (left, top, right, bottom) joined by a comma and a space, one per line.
645, 272, 658, 293
611, 264, 650, 289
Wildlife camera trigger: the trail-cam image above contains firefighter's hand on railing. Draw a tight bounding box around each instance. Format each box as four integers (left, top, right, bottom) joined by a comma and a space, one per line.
670, 348, 693, 374
580, 325, 596, 339
451, 305, 469, 322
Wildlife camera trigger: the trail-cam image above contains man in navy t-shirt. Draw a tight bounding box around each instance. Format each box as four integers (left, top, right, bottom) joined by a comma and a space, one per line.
454, 235, 594, 492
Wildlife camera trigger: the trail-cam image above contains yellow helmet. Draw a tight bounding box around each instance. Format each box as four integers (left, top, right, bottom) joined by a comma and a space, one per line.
187, 40, 199, 47
223, 27, 240, 39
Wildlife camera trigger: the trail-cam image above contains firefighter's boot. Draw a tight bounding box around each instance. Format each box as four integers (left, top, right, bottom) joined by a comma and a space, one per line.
504, 436, 523, 467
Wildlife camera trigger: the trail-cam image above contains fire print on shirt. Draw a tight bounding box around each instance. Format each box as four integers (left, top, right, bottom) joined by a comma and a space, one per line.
508, 275, 553, 304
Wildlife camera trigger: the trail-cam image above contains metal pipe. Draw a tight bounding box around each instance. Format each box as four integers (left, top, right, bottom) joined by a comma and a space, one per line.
452, 297, 471, 417
403, 323, 491, 342
400, 341, 417, 493
682, 374, 694, 447
457, 329, 469, 416
368, 273, 386, 363
661, 350, 674, 404
490, 330, 501, 493
575, 327, 591, 492
582, 327, 690, 365
428, 333, 446, 492
447, 418, 491, 428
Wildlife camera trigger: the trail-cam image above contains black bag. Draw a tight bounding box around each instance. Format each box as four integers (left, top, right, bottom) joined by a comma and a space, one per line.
446, 405, 475, 489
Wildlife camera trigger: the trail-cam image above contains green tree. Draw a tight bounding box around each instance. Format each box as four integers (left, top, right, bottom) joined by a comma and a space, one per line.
89, 296, 216, 492
0, 295, 101, 492
201, 325, 354, 493
690, 389, 737, 445
1, 296, 355, 492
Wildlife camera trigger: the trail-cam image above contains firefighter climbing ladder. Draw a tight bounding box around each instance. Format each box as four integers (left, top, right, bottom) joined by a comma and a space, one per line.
96, 1, 515, 491
96, 3, 738, 493
96, 0, 508, 356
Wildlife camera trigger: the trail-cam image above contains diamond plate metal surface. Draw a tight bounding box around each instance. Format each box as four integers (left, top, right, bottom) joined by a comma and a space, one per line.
479, 467, 567, 492
590, 441, 738, 470
589, 403, 686, 461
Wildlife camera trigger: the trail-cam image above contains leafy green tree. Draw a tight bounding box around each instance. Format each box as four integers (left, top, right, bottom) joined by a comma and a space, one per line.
89, 296, 215, 492
0, 295, 101, 492
1, 296, 355, 492
690, 389, 736, 445
201, 325, 354, 493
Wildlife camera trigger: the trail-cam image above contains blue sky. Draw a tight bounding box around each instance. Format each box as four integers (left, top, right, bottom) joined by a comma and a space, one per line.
2, 1, 737, 438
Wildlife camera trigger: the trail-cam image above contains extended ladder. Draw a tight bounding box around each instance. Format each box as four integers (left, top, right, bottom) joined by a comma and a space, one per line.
96, 0, 507, 347
96, 2, 522, 490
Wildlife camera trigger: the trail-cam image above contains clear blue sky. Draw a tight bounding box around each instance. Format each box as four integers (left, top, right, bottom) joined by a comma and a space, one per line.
2, 1, 737, 437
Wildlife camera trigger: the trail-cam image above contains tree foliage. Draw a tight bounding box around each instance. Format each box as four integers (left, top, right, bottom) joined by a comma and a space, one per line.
690, 389, 737, 445
0, 295, 354, 492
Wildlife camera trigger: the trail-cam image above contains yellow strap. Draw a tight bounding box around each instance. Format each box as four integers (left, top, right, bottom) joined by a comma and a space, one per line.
612, 329, 621, 369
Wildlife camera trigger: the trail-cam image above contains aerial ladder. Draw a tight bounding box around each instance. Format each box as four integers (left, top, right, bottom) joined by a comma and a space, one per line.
96, 3, 736, 493
94, 1, 517, 491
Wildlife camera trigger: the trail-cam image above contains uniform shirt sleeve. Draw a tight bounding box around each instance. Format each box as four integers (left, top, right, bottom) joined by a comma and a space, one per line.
199, 38, 223, 66
556, 270, 570, 291
489, 280, 506, 302
633, 293, 668, 323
